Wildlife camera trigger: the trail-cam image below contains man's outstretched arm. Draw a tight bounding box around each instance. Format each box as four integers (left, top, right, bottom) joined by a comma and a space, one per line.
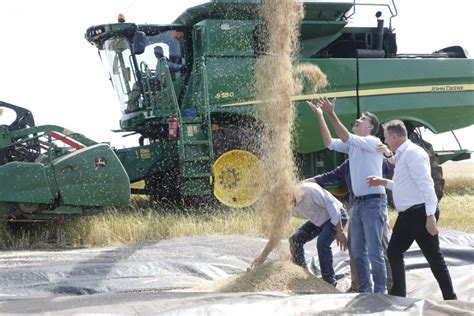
306, 100, 332, 147
318, 97, 350, 143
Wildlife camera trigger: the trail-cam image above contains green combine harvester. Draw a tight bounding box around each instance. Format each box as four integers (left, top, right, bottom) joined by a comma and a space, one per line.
1, 0, 473, 221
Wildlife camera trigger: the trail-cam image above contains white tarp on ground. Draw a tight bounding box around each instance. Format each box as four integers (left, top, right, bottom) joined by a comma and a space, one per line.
0, 230, 473, 315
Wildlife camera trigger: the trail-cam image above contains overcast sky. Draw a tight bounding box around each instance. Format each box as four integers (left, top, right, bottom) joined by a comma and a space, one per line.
0, 0, 472, 153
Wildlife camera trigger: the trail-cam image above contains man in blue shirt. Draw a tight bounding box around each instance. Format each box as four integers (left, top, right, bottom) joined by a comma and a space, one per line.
307, 97, 388, 294
307, 157, 394, 292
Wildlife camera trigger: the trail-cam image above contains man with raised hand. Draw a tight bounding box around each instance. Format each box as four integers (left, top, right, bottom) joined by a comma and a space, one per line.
307, 97, 387, 294
307, 156, 394, 293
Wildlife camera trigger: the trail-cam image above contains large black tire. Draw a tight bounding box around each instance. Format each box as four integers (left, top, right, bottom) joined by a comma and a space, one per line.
212, 124, 261, 159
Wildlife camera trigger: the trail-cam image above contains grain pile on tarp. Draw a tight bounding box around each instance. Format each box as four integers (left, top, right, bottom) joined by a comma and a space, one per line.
218, 260, 338, 293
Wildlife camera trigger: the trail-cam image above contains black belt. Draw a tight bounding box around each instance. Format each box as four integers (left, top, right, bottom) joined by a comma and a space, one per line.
353, 194, 386, 201
402, 203, 425, 213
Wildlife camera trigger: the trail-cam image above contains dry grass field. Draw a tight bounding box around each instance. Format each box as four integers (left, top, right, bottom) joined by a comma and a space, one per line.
442, 160, 474, 195
1, 161, 473, 249
432, 160, 474, 231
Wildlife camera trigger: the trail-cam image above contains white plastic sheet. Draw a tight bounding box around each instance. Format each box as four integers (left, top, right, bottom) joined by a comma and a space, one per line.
0, 231, 472, 314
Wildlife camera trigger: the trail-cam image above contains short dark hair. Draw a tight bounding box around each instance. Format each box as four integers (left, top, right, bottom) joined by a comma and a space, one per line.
383, 120, 407, 137
363, 112, 380, 135
154, 45, 164, 54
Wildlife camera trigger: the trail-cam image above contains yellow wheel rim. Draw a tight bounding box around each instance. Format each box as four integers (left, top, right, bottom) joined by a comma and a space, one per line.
213, 149, 265, 208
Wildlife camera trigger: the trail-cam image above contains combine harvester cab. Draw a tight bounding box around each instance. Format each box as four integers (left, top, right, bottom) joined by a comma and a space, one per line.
85, 0, 473, 207
0, 102, 130, 222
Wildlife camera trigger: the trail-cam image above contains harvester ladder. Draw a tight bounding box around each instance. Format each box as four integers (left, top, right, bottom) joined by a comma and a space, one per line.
176, 59, 214, 197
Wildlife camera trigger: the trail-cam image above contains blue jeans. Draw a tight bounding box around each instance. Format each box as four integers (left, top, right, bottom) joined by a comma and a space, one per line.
351, 197, 387, 293
289, 210, 348, 285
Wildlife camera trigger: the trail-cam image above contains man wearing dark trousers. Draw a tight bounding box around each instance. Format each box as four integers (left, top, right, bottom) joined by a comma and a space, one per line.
367, 120, 457, 300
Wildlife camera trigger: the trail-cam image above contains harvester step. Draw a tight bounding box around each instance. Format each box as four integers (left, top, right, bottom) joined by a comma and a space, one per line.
183, 172, 212, 178
183, 156, 211, 162
182, 117, 203, 124
183, 189, 212, 196
183, 140, 209, 145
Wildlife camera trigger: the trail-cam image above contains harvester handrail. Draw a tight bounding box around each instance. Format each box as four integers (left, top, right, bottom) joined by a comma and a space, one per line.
160, 59, 180, 112
9, 125, 98, 147
200, 58, 214, 161
346, 0, 398, 29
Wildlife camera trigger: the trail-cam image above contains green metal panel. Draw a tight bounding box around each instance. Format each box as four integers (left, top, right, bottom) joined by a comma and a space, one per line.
358, 58, 474, 132
358, 59, 474, 89
173, 2, 260, 27
45, 205, 83, 215
120, 111, 147, 130
206, 57, 257, 107
0, 162, 55, 204
174, 1, 353, 27
52, 144, 130, 206
361, 95, 473, 133
115, 142, 178, 182
194, 20, 256, 58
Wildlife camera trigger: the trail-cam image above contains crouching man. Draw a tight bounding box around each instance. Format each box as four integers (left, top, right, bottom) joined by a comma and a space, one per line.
251, 182, 348, 286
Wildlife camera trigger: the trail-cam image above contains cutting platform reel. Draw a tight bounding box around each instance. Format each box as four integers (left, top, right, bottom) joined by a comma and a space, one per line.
0, 102, 131, 222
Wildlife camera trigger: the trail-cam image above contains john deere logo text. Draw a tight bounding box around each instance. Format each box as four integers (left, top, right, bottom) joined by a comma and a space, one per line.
431, 85, 464, 93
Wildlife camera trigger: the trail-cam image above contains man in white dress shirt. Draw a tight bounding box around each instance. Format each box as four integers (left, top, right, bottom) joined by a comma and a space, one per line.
367, 119, 457, 300
251, 182, 348, 286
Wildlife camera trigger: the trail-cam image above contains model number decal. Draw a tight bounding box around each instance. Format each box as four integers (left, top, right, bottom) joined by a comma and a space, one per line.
214, 92, 235, 100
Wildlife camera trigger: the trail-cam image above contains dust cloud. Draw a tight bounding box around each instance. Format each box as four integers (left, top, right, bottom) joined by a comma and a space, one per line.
242, 1, 331, 294
295, 63, 328, 94
254, 0, 302, 250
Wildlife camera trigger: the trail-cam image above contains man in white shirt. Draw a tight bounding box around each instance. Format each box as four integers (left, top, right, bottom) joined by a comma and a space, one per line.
251, 182, 348, 286
307, 97, 388, 294
367, 120, 457, 300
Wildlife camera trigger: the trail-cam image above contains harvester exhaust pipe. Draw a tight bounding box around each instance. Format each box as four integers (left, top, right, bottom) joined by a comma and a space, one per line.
356, 11, 385, 58
376, 11, 384, 51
